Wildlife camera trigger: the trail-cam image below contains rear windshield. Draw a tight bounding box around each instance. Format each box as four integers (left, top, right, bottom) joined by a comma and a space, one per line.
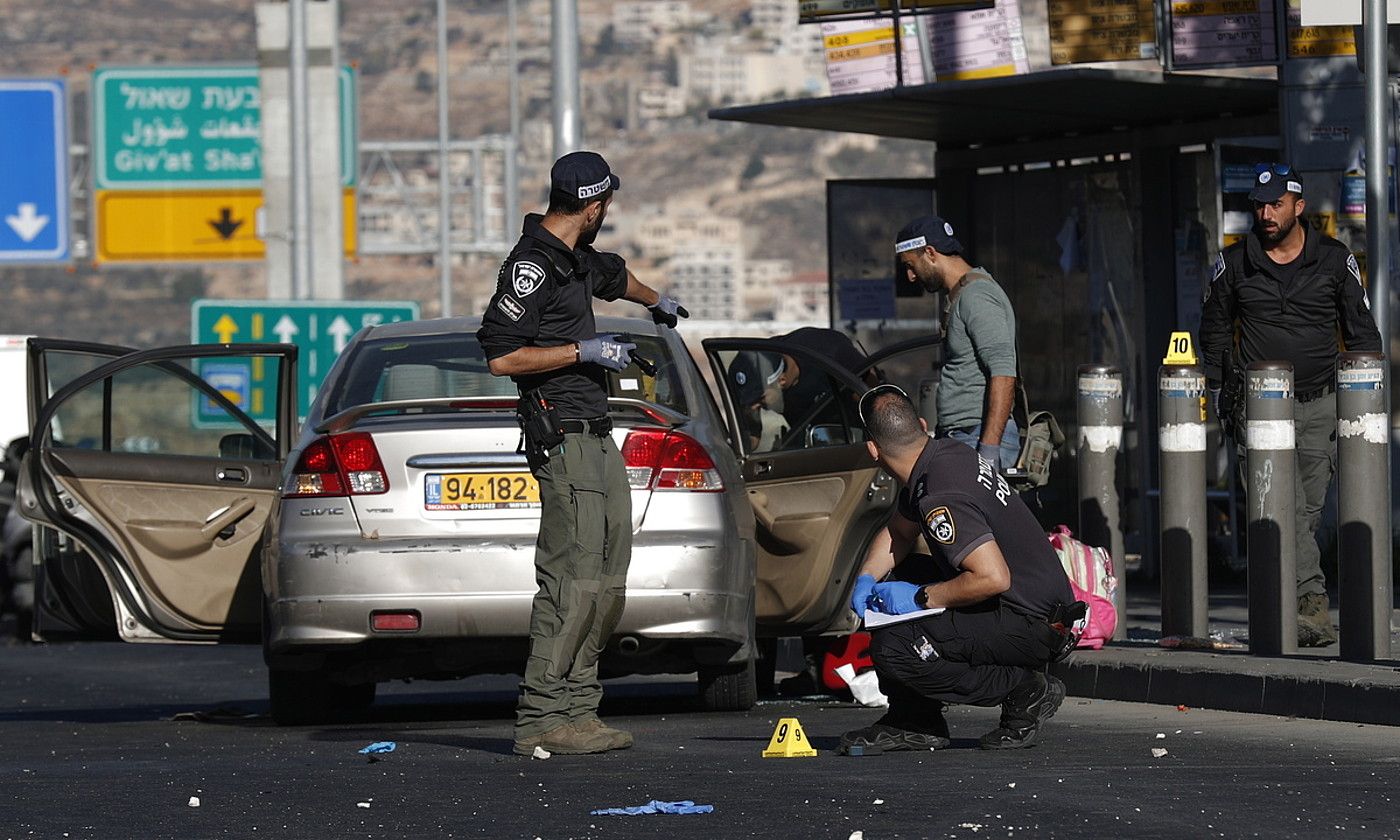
327, 332, 688, 416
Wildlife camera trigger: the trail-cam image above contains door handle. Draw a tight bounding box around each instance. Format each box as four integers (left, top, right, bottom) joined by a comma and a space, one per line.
752, 461, 773, 477
201, 497, 256, 542
217, 466, 248, 483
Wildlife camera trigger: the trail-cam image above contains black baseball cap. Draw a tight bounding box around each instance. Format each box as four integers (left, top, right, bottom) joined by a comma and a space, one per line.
550, 151, 620, 202
895, 214, 962, 256
1249, 163, 1303, 203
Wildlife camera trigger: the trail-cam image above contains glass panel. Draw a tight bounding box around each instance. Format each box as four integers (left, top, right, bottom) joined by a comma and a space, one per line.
714, 348, 863, 454
48, 354, 282, 459
330, 333, 690, 416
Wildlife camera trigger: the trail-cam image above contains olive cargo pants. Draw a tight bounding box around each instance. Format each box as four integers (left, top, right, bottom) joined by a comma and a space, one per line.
515, 431, 633, 738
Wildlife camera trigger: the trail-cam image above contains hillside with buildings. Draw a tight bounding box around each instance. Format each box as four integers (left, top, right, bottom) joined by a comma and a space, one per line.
0, 0, 933, 345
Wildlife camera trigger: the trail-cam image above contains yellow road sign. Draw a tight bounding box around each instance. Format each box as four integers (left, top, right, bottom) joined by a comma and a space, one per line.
95, 188, 357, 262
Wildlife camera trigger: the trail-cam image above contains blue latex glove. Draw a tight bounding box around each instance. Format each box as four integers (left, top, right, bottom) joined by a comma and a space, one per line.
577, 334, 637, 372
591, 800, 714, 816
648, 295, 689, 328
358, 741, 396, 755
976, 441, 1002, 474
850, 573, 877, 614
869, 580, 922, 615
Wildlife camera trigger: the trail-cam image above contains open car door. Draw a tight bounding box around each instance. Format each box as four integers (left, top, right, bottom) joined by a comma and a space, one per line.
21, 340, 296, 643
702, 337, 896, 637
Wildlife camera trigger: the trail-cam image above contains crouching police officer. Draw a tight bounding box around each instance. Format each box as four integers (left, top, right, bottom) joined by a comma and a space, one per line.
840, 385, 1080, 753
478, 151, 687, 756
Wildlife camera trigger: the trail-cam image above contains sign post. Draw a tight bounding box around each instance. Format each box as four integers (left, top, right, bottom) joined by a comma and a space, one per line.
0, 79, 69, 264
192, 299, 418, 422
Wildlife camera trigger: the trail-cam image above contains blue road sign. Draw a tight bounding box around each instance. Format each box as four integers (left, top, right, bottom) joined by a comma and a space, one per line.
0, 80, 69, 263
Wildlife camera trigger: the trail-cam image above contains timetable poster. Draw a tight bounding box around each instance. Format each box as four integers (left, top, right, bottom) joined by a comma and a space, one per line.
1048, 0, 1158, 65
1170, 0, 1279, 68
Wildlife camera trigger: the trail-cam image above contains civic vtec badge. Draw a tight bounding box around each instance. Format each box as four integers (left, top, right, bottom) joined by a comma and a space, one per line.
300, 507, 346, 517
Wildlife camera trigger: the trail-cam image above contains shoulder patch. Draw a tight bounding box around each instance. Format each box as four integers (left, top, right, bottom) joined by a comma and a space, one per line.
512, 261, 547, 297
496, 294, 525, 322
1204, 251, 1227, 304
1346, 254, 1370, 309
925, 506, 956, 545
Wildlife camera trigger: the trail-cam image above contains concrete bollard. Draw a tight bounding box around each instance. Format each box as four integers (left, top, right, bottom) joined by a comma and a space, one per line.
1245, 362, 1297, 656
1158, 364, 1208, 638
1077, 364, 1125, 640
1336, 352, 1392, 662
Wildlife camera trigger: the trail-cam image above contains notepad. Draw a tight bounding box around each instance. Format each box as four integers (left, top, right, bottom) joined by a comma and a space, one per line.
862, 606, 946, 629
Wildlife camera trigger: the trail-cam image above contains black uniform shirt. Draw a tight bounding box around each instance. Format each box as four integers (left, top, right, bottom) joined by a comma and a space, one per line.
896, 438, 1072, 619
1200, 224, 1381, 395
775, 328, 868, 430
476, 214, 629, 418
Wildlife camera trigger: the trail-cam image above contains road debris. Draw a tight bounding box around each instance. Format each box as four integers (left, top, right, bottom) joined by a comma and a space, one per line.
532, 746, 551, 760
590, 800, 714, 816
1152, 748, 1169, 758
188, 797, 200, 808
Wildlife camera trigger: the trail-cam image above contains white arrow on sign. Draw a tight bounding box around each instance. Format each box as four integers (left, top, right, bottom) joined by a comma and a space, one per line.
5, 203, 49, 242
272, 314, 300, 345
327, 316, 354, 354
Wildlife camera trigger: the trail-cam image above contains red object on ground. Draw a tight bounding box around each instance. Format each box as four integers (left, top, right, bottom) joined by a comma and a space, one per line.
821, 632, 875, 691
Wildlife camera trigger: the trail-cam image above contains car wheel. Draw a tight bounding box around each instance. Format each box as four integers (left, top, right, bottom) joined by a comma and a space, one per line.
697, 657, 757, 712
269, 667, 376, 725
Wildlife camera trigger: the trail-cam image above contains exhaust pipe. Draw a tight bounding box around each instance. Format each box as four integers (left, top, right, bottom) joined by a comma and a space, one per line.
617, 635, 641, 655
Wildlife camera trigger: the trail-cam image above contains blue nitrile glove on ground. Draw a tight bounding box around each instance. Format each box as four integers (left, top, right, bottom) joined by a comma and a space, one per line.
648, 295, 689, 328
578, 334, 637, 371
869, 581, 921, 615
591, 800, 714, 816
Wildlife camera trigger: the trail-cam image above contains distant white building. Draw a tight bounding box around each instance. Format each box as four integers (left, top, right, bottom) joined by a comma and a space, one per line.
632, 209, 743, 262
633, 83, 687, 123
750, 0, 827, 58
741, 258, 793, 318
773, 272, 829, 324
665, 242, 745, 323
680, 43, 827, 107
612, 1, 695, 44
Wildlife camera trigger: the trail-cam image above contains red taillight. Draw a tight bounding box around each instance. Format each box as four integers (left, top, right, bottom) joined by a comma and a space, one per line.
371, 610, 421, 632
621, 429, 723, 492
286, 433, 389, 497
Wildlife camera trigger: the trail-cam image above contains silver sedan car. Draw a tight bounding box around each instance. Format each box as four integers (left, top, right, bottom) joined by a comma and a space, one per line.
20, 322, 927, 724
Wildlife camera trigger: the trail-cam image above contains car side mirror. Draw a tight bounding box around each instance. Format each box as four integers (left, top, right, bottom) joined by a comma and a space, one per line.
806, 424, 845, 447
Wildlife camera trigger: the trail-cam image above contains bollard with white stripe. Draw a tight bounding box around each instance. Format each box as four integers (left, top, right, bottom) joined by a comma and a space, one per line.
1245, 361, 1297, 656
1077, 364, 1125, 640
1158, 364, 1208, 638
1336, 351, 1392, 662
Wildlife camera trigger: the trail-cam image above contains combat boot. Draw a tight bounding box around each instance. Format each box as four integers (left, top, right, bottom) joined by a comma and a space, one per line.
978, 671, 1066, 750
1297, 593, 1338, 648
572, 716, 634, 751
513, 721, 614, 756
837, 705, 951, 754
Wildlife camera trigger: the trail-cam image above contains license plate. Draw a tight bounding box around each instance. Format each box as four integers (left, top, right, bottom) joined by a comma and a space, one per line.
424, 471, 540, 511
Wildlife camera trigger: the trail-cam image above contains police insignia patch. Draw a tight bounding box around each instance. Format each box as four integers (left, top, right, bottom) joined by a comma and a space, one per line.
1347, 254, 1369, 309
497, 294, 525, 322
925, 506, 955, 545
512, 261, 546, 297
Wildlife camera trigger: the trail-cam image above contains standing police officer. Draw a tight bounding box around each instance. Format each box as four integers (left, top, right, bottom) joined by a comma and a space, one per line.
478, 151, 686, 756
1200, 163, 1380, 648
840, 385, 1077, 753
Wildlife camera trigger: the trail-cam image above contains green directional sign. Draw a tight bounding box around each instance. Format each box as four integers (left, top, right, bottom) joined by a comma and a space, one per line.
93, 65, 358, 189
192, 299, 419, 423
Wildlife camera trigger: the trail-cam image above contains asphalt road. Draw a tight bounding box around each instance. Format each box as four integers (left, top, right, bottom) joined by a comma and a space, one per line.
3, 636, 1400, 840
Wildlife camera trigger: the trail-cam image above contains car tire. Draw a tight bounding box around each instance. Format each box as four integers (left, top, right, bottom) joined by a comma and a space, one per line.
268, 667, 376, 725
697, 657, 757, 712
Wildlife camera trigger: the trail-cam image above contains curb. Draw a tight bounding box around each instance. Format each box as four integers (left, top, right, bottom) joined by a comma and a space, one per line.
1051, 646, 1400, 726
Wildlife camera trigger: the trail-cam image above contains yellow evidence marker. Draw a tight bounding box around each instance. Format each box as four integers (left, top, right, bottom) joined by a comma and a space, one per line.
1162, 331, 1199, 366
762, 717, 818, 758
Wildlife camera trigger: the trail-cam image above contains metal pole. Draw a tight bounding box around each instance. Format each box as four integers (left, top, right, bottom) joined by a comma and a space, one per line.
506, 0, 520, 241
1365, 0, 1391, 348
1245, 362, 1298, 656
1158, 365, 1209, 638
1077, 365, 1126, 640
914, 11, 935, 83
436, 0, 452, 318
289, 0, 313, 299
551, 0, 582, 158
891, 0, 905, 88
1336, 352, 1392, 662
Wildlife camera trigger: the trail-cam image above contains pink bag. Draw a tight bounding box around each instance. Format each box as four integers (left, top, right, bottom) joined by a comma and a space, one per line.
1047, 525, 1118, 649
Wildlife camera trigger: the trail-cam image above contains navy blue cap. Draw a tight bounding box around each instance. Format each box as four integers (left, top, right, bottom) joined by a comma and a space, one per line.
550, 151, 620, 201
1249, 163, 1302, 203
895, 214, 962, 255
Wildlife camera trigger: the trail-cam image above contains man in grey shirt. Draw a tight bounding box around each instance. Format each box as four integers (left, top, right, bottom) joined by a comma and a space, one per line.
895, 215, 1019, 469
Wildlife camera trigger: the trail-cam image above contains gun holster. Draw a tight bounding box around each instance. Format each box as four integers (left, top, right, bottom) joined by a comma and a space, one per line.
517, 390, 565, 468
1047, 600, 1089, 662
1218, 348, 1244, 440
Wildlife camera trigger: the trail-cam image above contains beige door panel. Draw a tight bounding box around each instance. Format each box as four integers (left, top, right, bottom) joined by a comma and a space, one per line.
55, 475, 272, 629
753, 467, 883, 624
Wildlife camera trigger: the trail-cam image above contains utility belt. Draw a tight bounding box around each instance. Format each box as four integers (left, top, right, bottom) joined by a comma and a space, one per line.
561, 417, 613, 437
1296, 383, 1335, 404
516, 389, 612, 468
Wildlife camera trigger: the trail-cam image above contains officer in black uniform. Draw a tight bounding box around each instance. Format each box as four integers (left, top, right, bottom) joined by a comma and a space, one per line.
477, 151, 686, 757
1199, 162, 1380, 647
839, 385, 1077, 753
